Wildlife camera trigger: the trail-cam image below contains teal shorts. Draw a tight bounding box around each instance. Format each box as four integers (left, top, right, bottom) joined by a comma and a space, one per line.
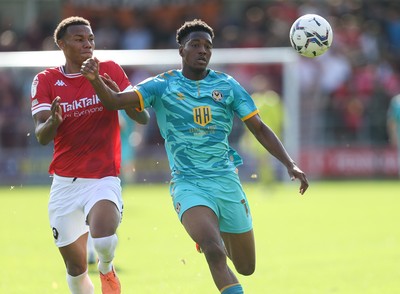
169, 171, 252, 233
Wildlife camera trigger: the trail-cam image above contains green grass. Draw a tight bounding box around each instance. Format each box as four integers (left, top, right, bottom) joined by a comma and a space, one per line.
1, 181, 399, 293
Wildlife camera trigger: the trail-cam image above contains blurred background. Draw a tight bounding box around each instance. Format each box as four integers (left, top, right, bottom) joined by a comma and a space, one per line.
0, 0, 399, 185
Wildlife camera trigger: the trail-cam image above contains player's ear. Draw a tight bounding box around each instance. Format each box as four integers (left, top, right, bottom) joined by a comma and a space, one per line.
56, 40, 64, 50
178, 45, 184, 57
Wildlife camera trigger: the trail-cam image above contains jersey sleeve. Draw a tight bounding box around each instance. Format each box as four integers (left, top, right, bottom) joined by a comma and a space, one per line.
101, 60, 132, 92
134, 73, 168, 108
31, 71, 52, 116
388, 95, 400, 121
228, 75, 259, 121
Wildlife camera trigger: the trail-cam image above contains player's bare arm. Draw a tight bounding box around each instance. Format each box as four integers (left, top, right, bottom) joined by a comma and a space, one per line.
33, 96, 63, 145
245, 114, 309, 194
123, 107, 150, 125
81, 57, 141, 110
101, 72, 150, 125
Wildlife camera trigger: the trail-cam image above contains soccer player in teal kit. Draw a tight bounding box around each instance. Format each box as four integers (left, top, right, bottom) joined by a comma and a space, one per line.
81, 19, 309, 294
388, 94, 400, 177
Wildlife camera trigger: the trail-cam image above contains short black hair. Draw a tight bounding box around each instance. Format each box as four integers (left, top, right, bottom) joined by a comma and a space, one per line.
53, 16, 91, 44
176, 19, 214, 45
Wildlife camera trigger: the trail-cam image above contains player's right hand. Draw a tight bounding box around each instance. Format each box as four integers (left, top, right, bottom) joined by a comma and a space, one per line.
50, 96, 63, 126
81, 57, 100, 81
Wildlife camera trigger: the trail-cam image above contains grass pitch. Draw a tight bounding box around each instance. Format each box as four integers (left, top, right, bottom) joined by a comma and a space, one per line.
1, 180, 399, 293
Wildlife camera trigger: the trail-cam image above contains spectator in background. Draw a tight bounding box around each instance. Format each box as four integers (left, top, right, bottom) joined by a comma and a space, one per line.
240, 74, 284, 185
0, 72, 24, 148
120, 12, 153, 50
0, 29, 18, 51
93, 18, 121, 49
387, 94, 400, 177
385, 8, 400, 51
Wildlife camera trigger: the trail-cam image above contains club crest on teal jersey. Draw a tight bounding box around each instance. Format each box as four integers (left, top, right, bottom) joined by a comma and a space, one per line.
212, 90, 223, 102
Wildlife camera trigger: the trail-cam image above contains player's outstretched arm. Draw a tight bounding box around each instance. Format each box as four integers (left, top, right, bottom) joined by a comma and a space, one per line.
81, 57, 141, 110
244, 114, 309, 195
123, 107, 150, 125
101, 73, 150, 125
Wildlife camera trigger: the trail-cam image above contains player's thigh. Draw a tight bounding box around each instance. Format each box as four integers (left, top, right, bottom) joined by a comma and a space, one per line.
85, 176, 123, 237
181, 205, 221, 244
59, 233, 89, 276
171, 179, 221, 243
221, 229, 256, 275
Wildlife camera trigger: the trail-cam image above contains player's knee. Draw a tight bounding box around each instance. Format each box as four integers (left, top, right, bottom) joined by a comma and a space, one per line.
202, 240, 226, 263
92, 234, 118, 256
66, 262, 87, 277
235, 262, 255, 276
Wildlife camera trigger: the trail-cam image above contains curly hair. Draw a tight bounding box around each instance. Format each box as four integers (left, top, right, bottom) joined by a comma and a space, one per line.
53, 16, 91, 44
176, 19, 214, 45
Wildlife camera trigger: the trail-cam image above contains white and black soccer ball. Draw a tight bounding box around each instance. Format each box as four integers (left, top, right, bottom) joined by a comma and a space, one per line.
289, 14, 333, 58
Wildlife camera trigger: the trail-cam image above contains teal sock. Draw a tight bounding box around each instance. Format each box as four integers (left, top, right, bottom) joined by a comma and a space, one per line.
221, 284, 244, 294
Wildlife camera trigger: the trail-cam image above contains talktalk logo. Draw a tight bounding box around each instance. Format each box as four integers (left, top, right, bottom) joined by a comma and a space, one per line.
60, 95, 101, 112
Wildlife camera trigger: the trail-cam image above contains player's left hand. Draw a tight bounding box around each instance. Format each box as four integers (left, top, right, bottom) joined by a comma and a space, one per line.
81, 57, 100, 81
288, 164, 309, 195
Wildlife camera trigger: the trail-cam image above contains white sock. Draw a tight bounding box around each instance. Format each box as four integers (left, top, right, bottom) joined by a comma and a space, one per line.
66, 270, 94, 294
87, 233, 96, 263
93, 234, 118, 274
87, 233, 95, 253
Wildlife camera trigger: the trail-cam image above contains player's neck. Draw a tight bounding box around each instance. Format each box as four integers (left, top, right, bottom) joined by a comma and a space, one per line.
63, 62, 82, 75
182, 68, 209, 81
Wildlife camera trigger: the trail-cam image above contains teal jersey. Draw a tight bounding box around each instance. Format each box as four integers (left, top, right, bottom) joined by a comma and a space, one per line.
388, 94, 400, 146
135, 69, 259, 179
118, 110, 135, 162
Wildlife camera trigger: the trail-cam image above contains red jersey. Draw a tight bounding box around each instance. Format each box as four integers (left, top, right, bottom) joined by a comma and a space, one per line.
31, 60, 131, 178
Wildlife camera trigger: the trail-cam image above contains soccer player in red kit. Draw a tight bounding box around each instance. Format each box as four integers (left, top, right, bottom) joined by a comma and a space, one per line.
30, 16, 149, 294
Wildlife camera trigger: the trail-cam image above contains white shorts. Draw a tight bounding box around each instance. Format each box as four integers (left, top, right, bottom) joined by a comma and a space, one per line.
48, 174, 123, 247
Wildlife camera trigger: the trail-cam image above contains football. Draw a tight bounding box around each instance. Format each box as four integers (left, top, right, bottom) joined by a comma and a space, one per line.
289, 14, 333, 58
